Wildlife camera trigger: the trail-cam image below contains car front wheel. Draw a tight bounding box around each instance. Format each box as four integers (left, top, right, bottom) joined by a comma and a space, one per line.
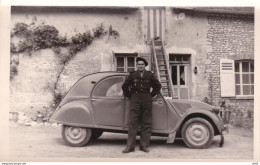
181, 117, 214, 149
62, 125, 92, 147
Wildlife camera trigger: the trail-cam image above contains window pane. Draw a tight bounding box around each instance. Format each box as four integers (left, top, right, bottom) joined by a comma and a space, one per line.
235, 74, 240, 84
93, 77, 124, 97
172, 66, 177, 85
242, 62, 249, 72
117, 57, 124, 67
169, 55, 176, 61
176, 56, 182, 61
117, 68, 124, 72
250, 74, 254, 84
180, 66, 185, 85
106, 82, 124, 97
251, 85, 254, 95
235, 85, 241, 95
250, 61, 254, 72
235, 62, 239, 72
183, 56, 189, 61
243, 85, 250, 95
127, 57, 135, 67
128, 68, 135, 72
242, 74, 249, 84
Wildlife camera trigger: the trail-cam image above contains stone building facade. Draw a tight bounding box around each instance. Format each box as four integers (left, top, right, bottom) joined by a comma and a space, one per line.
10, 6, 254, 127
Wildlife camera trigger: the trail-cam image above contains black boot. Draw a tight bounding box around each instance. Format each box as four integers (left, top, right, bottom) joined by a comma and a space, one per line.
122, 146, 135, 153
140, 146, 149, 153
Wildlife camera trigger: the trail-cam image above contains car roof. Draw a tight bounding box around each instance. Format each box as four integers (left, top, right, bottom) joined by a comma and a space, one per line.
57, 72, 128, 107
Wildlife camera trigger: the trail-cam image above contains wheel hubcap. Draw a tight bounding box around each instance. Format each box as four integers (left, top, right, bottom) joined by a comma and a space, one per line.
186, 124, 209, 146
65, 126, 87, 144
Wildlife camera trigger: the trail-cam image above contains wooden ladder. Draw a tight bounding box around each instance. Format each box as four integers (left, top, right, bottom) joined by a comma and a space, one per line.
151, 40, 176, 98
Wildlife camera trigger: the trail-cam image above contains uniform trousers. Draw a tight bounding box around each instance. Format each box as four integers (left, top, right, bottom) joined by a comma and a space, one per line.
127, 93, 153, 148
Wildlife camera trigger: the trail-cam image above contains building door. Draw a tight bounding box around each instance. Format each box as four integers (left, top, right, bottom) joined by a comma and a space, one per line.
144, 7, 166, 42
169, 54, 191, 99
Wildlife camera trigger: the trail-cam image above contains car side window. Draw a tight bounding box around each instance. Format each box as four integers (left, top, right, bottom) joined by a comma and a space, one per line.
93, 76, 124, 97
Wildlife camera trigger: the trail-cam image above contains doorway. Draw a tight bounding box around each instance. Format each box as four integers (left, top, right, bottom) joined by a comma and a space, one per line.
169, 54, 191, 99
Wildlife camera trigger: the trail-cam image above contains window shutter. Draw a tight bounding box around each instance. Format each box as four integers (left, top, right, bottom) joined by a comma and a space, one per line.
220, 59, 235, 97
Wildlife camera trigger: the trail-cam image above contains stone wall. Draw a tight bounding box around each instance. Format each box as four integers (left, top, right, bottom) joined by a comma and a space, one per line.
206, 13, 254, 128
206, 13, 254, 104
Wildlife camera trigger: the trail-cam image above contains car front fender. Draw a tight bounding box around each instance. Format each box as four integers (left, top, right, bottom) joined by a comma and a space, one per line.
181, 108, 225, 134
49, 100, 94, 127
166, 108, 224, 144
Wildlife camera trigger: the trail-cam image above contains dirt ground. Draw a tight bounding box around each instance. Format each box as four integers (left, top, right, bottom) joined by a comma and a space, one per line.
8, 123, 254, 161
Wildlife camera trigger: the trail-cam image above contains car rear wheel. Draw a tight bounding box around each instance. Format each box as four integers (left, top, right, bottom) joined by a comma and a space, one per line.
62, 125, 92, 147
181, 117, 214, 149
90, 129, 103, 140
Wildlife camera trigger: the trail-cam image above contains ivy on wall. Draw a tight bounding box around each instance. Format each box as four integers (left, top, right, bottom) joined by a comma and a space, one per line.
10, 21, 120, 110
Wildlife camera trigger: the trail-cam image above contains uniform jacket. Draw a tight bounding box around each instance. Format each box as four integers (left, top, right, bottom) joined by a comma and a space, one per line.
122, 70, 162, 98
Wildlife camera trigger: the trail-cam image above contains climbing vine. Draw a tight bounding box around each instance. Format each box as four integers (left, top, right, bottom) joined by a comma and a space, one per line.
10, 21, 120, 108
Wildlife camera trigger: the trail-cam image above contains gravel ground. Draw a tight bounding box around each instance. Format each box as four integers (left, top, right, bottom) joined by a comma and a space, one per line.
8, 123, 254, 161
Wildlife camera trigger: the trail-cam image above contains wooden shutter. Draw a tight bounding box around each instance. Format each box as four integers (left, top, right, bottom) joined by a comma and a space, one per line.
144, 7, 166, 42
220, 59, 235, 97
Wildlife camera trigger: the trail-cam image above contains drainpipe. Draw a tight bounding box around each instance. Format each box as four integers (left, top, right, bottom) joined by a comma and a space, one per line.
210, 73, 213, 105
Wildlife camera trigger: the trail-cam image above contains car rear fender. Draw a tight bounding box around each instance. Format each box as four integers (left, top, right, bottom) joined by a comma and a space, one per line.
49, 100, 94, 127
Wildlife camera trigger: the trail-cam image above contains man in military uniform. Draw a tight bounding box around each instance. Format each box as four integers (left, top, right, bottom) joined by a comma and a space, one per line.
122, 57, 162, 153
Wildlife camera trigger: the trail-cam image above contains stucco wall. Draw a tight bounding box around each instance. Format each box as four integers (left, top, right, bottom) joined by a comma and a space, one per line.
10, 7, 146, 117
166, 9, 212, 101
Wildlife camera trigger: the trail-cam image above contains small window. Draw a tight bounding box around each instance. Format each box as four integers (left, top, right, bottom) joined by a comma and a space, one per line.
115, 53, 137, 72
93, 77, 124, 97
169, 54, 190, 64
235, 60, 254, 96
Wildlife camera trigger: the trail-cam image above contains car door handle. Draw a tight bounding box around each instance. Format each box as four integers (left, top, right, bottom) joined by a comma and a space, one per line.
91, 99, 96, 101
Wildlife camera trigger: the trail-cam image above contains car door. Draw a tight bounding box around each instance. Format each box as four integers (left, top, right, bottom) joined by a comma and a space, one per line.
91, 76, 125, 127
124, 94, 168, 130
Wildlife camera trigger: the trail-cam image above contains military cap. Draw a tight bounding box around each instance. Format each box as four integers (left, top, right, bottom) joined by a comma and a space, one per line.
136, 57, 148, 66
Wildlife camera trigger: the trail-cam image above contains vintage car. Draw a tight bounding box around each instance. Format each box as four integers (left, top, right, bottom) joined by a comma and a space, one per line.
49, 72, 228, 149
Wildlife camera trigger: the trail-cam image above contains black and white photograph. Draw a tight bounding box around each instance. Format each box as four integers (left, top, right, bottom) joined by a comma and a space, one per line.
0, 0, 259, 163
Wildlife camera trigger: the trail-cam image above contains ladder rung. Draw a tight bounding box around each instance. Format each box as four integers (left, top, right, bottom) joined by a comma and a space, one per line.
160, 74, 169, 76
154, 41, 163, 44
157, 59, 165, 61
161, 80, 169, 83
162, 91, 172, 93
156, 52, 164, 54
159, 69, 168, 71
158, 64, 167, 66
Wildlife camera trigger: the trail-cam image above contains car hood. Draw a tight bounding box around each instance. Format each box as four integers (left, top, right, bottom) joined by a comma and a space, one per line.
167, 99, 213, 116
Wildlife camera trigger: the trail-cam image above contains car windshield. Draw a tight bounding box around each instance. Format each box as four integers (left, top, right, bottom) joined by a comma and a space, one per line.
92, 76, 124, 97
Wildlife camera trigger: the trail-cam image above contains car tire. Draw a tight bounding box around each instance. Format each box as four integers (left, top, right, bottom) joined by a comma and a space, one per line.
90, 129, 103, 140
181, 117, 214, 149
62, 125, 92, 147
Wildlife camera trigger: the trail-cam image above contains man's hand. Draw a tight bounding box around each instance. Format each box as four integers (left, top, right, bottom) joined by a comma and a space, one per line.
152, 94, 157, 98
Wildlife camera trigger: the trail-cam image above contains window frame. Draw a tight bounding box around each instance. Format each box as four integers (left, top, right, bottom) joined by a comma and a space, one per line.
92, 76, 125, 98
115, 53, 137, 72
235, 60, 254, 99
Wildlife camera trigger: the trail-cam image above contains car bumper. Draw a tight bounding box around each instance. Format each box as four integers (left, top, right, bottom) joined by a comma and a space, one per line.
222, 124, 229, 135
219, 124, 229, 147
